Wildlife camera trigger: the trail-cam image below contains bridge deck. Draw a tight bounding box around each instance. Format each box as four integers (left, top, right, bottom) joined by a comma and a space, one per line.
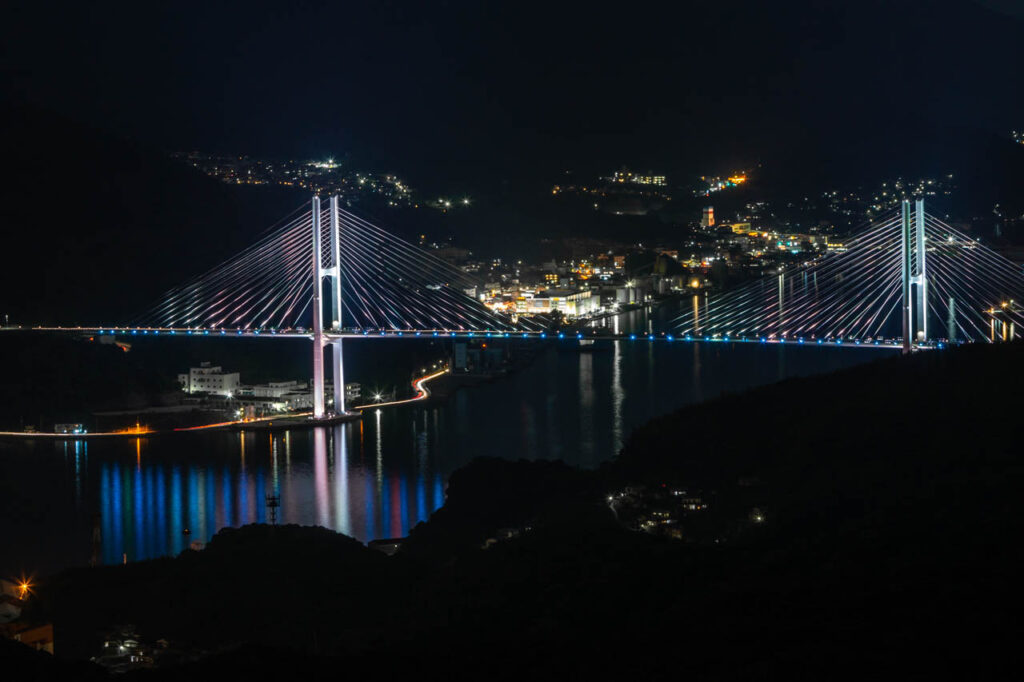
8, 326, 928, 349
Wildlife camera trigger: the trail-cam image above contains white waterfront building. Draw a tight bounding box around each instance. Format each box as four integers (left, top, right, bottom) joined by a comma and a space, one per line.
177, 362, 240, 396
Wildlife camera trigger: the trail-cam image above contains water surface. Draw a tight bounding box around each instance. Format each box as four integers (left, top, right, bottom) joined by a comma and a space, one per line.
1, 306, 894, 575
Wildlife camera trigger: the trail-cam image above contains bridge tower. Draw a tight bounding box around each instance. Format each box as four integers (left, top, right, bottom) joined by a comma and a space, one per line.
310, 195, 347, 419
900, 198, 928, 353
311, 196, 326, 417
328, 196, 345, 414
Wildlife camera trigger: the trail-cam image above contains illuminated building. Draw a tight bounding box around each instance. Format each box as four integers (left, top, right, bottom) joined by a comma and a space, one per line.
248, 380, 305, 399
611, 168, 667, 186
696, 171, 749, 196
522, 289, 598, 317
730, 222, 752, 234
177, 362, 240, 396
701, 206, 715, 228
570, 260, 594, 280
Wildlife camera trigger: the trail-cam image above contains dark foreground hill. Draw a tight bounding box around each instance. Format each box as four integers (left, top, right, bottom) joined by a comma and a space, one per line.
10, 342, 1024, 680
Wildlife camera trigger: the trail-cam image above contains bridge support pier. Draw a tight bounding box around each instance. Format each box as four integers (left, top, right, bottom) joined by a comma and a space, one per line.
330, 341, 344, 414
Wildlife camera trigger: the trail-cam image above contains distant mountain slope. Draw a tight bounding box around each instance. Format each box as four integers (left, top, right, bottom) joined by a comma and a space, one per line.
0, 102, 303, 325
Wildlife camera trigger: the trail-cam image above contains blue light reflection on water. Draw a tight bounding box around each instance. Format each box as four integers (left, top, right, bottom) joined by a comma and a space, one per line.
89, 423, 445, 565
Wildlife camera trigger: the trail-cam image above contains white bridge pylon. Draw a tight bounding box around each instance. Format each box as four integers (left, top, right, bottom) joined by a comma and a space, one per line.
311, 195, 345, 419
901, 198, 928, 353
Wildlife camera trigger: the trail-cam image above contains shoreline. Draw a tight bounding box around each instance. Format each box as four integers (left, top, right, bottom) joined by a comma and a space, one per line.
0, 368, 450, 440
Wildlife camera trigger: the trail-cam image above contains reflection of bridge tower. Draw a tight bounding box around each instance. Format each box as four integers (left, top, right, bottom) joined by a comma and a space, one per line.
900, 198, 928, 353
986, 302, 1017, 342
311, 196, 346, 418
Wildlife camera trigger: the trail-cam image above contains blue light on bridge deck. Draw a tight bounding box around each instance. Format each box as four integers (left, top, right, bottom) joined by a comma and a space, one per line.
576, 333, 583, 339
540, 332, 546, 338
558, 332, 565, 339
485, 332, 491, 337
415, 331, 421, 336
397, 331, 403, 336
667, 335, 674, 341
503, 332, 510, 338
522, 332, 528, 338
761, 337, 767, 343
836, 339, 842, 344
630, 334, 637, 340
468, 332, 474, 336
798, 338, 805, 344
431, 331, 438, 336
817, 339, 823, 344
220, 330, 225, 335
648, 334, 655, 341
937, 342, 945, 349
685, 335, 692, 341
204, 330, 209, 335
132, 330, 138, 335
236, 330, 242, 335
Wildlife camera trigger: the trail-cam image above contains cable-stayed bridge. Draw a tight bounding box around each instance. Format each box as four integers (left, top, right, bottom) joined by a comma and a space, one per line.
669, 199, 1023, 348
18, 197, 1024, 420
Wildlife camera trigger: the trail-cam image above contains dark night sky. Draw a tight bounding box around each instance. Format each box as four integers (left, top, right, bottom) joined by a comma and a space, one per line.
2, 0, 1021, 186
0, 0, 1021, 323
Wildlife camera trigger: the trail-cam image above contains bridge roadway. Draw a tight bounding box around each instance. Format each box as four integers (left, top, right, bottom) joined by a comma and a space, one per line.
13, 325, 936, 349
